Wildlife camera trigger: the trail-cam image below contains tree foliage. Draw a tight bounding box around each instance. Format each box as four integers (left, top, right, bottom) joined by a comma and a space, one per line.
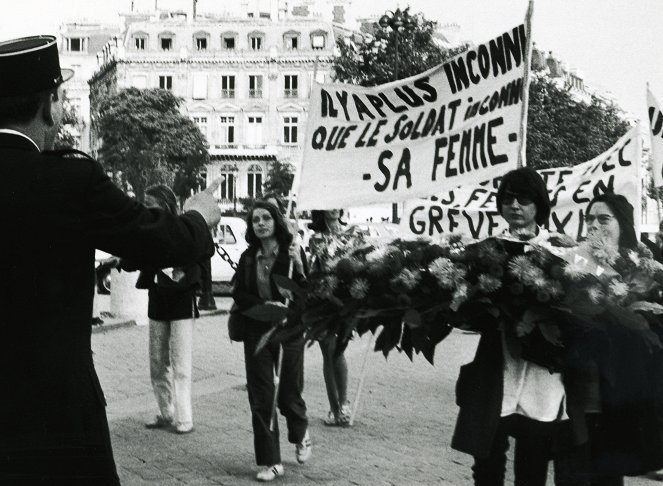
263, 160, 295, 197
54, 93, 79, 150
526, 76, 630, 169
95, 88, 209, 201
332, 10, 630, 171
333, 9, 467, 87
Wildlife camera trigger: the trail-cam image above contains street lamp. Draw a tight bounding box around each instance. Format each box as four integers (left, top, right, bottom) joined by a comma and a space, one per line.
231, 163, 239, 214
379, 7, 417, 224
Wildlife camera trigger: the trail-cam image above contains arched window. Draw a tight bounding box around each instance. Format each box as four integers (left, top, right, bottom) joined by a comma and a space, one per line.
309, 30, 327, 50
248, 31, 265, 51
283, 30, 300, 50
158, 31, 175, 51
221, 31, 238, 50
247, 164, 263, 198
217, 163, 238, 200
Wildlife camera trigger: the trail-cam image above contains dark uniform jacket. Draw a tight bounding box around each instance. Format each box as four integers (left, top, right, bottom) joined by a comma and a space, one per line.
0, 133, 214, 484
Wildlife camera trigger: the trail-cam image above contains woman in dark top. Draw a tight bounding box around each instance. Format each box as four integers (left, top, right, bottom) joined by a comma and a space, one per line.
131, 185, 202, 434
232, 201, 311, 482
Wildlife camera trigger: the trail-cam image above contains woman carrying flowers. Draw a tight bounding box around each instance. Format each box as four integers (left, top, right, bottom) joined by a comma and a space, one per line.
557, 193, 663, 485
451, 168, 570, 486
232, 201, 312, 482
308, 209, 354, 426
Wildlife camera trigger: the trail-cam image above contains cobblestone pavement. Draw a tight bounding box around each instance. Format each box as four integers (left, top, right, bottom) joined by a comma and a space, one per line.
92, 308, 658, 485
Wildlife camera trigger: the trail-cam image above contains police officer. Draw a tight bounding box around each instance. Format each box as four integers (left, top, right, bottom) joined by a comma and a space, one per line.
0, 35, 221, 484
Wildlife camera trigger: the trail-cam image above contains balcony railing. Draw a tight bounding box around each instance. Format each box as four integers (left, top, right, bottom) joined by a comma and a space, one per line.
249, 89, 263, 99
284, 89, 298, 98
221, 89, 235, 98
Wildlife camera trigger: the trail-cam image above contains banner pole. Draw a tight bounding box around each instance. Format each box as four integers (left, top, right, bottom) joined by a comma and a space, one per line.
517, 0, 535, 168
636, 121, 643, 238
349, 332, 374, 426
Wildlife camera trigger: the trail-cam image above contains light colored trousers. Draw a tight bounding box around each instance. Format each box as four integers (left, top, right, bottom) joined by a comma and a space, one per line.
148, 318, 194, 428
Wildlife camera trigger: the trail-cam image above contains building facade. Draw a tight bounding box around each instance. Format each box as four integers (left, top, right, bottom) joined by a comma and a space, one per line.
59, 22, 120, 152
89, 6, 335, 208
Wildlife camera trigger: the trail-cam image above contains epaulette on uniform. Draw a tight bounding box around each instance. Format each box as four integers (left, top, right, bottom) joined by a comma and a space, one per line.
43, 148, 96, 161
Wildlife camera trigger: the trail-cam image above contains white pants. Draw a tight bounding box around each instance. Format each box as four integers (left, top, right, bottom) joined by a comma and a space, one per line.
148, 318, 194, 428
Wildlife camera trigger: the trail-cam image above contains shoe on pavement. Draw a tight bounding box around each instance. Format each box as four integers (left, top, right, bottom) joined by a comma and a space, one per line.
256, 464, 284, 482
296, 430, 312, 464
174, 423, 194, 434
323, 410, 339, 426
145, 415, 172, 429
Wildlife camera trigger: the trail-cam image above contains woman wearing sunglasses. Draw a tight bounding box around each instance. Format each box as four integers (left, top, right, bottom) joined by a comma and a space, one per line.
451, 168, 571, 486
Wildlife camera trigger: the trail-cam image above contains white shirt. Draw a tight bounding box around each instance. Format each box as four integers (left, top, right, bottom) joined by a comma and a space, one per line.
499, 227, 567, 421
0, 129, 40, 151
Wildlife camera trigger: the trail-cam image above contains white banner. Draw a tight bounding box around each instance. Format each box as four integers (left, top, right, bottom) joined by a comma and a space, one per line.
403, 127, 640, 240
296, 20, 531, 210
648, 85, 663, 187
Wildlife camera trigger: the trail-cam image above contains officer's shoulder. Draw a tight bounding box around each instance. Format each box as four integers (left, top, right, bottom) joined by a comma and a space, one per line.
42, 148, 97, 162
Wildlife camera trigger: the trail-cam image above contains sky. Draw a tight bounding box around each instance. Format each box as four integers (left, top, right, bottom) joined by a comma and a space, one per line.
1, 0, 662, 124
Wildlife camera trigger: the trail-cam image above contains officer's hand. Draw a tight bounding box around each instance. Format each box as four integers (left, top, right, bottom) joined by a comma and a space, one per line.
183, 178, 223, 228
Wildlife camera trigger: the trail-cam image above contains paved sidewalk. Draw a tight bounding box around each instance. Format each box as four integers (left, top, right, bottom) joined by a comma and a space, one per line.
92, 316, 659, 485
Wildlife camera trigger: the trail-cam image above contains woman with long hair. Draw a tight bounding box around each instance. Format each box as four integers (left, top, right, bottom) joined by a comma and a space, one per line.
308, 209, 353, 426
232, 201, 311, 482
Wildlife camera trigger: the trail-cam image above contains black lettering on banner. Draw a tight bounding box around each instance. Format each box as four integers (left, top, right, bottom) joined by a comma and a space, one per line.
440, 191, 455, 205
393, 149, 412, 190
486, 212, 501, 235
466, 188, 488, 207
325, 126, 342, 151
353, 94, 375, 121
445, 134, 461, 178
321, 89, 338, 118
367, 120, 388, 147
355, 123, 371, 148
380, 92, 408, 113
443, 24, 526, 95
337, 125, 357, 149
618, 140, 632, 166
366, 94, 387, 118
431, 107, 446, 136
335, 91, 351, 121
384, 115, 408, 144
420, 108, 439, 138
394, 85, 425, 108
650, 106, 663, 137
479, 191, 497, 209
448, 99, 462, 130
549, 185, 565, 206
374, 151, 393, 192
410, 112, 425, 140
551, 210, 573, 234
472, 123, 488, 169
448, 208, 460, 232
414, 77, 438, 103
428, 206, 444, 236
432, 137, 447, 181
487, 117, 508, 165
373, 149, 412, 192
572, 180, 592, 204
466, 211, 485, 239
312, 126, 326, 149
593, 175, 615, 196
556, 169, 573, 186
409, 206, 426, 235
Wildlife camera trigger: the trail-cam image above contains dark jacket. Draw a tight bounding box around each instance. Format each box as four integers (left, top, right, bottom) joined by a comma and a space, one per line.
139, 265, 202, 321
0, 133, 214, 482
232, 245, 307, 333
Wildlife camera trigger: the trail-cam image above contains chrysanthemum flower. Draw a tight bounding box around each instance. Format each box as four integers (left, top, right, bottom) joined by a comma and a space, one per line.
477, 274, 502, 293
563, 261, 589, 280
391, 268, 421, 291
429, 257, 465, 289
608, 280, 629, 298
508, 255, 545, 286
349, 278, 370, 300
586, 286, 604, 304
450, 282, 469, 311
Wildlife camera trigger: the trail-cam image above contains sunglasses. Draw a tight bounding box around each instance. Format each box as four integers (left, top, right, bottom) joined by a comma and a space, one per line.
502, 193, 534, 206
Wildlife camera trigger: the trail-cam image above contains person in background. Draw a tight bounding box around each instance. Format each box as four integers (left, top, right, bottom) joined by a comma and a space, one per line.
0, 35, 220, 484
121, 184, 202, 434
232, 201, 311, 482
308, 209, 352, 426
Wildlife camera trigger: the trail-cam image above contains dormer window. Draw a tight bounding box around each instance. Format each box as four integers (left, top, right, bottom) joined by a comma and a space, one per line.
159, 33, 175, 51
133, 33, 148, 50
248, 32, 265, 51
194, 31, 210, 51
283, 31, 300, 50
221, 32, 237, 50
66, 37, 88, 53
310, 30, 327, 50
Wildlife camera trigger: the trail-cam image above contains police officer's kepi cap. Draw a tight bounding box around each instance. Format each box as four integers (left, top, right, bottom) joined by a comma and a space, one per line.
0, 35, 74, 97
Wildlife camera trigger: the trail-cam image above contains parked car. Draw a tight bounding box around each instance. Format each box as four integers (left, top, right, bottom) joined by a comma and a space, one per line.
211, 216, 248, 283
